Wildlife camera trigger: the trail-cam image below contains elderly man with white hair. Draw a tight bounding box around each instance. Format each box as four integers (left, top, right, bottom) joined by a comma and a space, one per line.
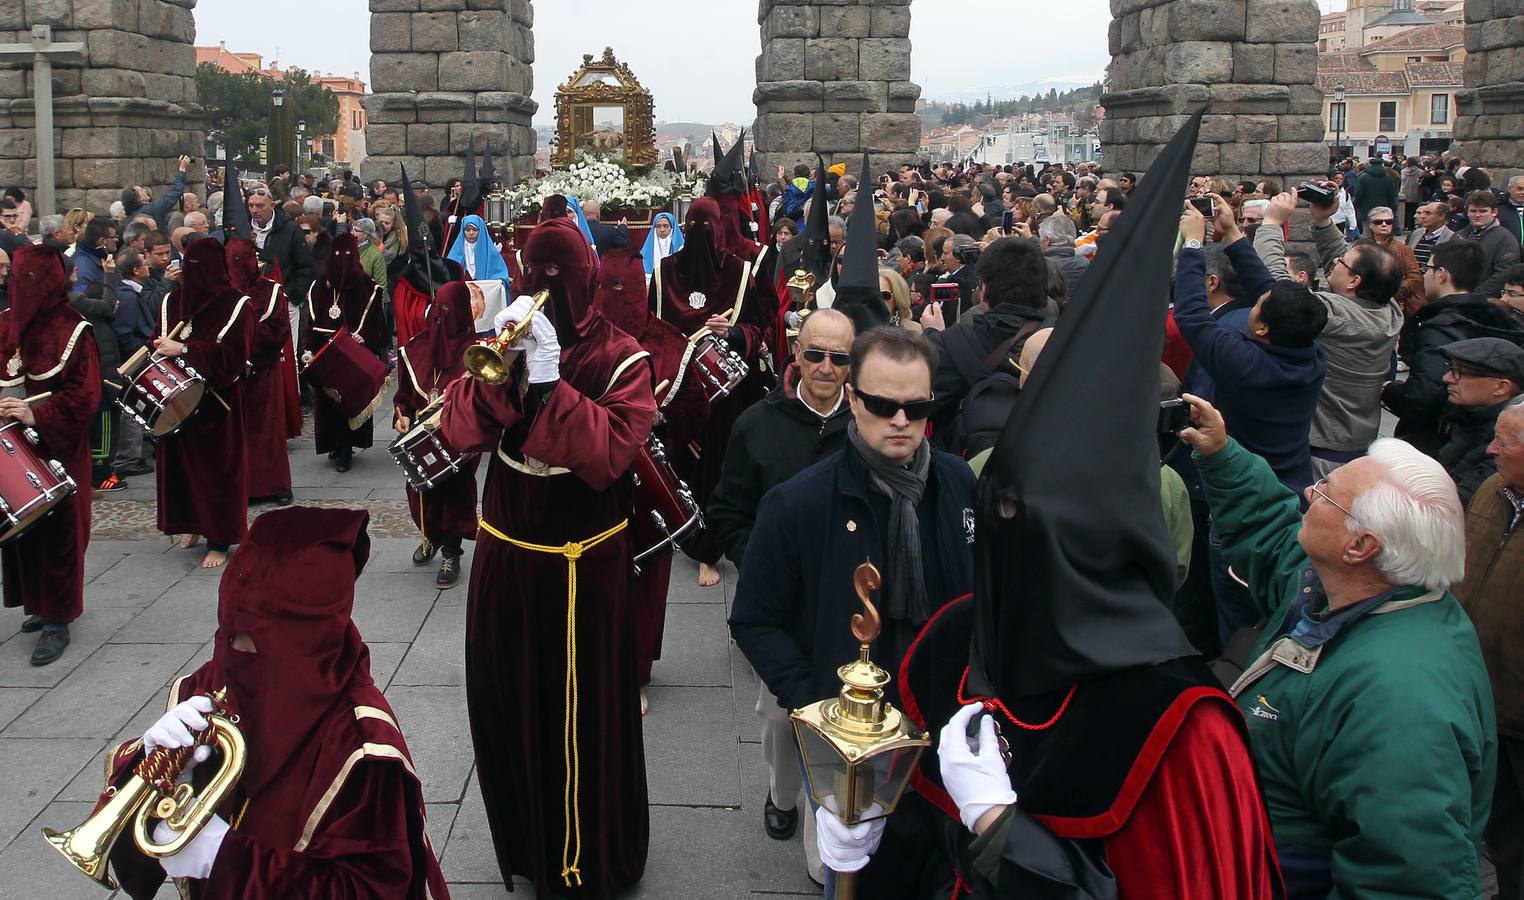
1458, 395, 1524, 900
1180, 392, 1496, 900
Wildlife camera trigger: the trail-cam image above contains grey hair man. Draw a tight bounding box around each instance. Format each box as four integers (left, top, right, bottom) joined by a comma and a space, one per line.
1183, 393, 1496, 900
1039, 212, 1087, 291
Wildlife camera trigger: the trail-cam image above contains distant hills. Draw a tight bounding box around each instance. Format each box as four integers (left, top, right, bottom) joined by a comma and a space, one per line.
923, 79, 1096, 105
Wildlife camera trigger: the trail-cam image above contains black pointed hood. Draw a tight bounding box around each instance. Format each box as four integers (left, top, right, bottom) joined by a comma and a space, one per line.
399, 164, 429, 253
831, 153, 890, 331
460, 135, 481, 212
967, 112, 1205, 702
393, 164, 454, 295
479, 144, 497, 189
707, 130, 747, 198
223, 156, 251, 241
800, 155, 833, 285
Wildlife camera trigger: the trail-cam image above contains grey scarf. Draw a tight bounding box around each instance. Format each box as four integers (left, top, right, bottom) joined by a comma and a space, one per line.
847, 420, 932, 626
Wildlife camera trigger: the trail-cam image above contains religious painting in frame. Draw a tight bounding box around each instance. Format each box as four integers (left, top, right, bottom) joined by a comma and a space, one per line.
552, 47, 658, 168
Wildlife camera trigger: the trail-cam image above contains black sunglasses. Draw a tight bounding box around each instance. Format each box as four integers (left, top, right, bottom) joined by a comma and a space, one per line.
801, 347, 850, 367
1368, 219, 1394, 226
854, 387, 937, 421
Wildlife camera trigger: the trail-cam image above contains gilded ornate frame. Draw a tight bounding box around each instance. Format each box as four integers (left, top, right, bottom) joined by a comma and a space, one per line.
552, 47, 658, 168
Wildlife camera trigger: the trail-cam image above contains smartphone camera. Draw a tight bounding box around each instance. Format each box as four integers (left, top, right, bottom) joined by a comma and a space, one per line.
1297, 182, 1336, 206
1188, 197, 1215, 218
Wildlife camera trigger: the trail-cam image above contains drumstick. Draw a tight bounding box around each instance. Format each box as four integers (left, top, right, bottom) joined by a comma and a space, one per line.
654, 379, 671, 396
20, 392, 52, 405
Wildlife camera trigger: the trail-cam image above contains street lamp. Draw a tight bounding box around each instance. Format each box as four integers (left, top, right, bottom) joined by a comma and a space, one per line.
1333, 83, 1346, 164
270, 88, 286, 173
297, 119, 306, 168
791, 563, 930, 900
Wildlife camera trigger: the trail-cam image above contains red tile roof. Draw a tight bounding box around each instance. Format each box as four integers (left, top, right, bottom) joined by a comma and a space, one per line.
1358, 23, 1464, 55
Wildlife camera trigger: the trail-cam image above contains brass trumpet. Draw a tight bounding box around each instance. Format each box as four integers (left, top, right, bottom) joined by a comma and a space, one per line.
464, 289, 551, 385
43, 688, 247, 890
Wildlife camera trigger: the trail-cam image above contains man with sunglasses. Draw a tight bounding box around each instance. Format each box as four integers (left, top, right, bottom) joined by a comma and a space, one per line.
708, 310, 855, 875
1432, 337, 1524, 504
730, 327, 975, 896
1387, 239, 1522, 455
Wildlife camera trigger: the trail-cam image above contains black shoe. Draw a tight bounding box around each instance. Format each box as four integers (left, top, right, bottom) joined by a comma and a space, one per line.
20, 614, 43, 633
436, 554, 461, 589
764, 793, 799, 840
31, 624, 69, 667
413, 540, 437, 566
336, 448, 353, 473
327, 449, 340, 461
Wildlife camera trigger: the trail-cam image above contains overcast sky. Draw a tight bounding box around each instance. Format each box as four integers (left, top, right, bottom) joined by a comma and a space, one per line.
192, 0, 1117, 125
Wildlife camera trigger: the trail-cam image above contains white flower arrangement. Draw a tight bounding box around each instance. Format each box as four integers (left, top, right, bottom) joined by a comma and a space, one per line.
506, 152, 697, 219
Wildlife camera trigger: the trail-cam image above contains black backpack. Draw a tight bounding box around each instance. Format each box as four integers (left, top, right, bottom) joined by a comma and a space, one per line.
943, 320, 1044, 458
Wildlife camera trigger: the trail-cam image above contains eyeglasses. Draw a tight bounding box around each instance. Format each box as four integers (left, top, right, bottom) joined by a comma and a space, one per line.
1309, 478, 1362, 525
801, 347, 850, 367
853, 387, 937, 421
880, 290, 894, 300
1501, 287, 1524, 300
1368, 219, 1394, 226
1448, 363, 1496, 381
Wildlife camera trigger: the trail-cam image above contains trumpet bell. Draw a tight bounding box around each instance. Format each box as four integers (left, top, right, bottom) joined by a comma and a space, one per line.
464, 343, 512, 385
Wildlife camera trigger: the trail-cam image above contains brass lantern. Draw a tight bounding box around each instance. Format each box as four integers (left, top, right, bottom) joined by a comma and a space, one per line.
484, 190, 510, 228
792, 563, 930, 897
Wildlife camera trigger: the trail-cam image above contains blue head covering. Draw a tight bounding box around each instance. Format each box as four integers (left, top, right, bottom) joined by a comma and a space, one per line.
640, 212, 685, 275
446, 214, 511, 290
564, 194, 597, 248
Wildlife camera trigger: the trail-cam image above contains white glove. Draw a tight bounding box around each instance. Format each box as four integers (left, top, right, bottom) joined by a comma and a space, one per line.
495, 294, 538, 335
155, 814, 229, 881
143, 696, 215, 757
524, 307, 561, 385
815, 802, 886, 874
939, 703, 1018, 832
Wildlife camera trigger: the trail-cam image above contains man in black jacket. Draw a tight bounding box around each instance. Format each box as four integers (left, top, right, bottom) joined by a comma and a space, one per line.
1387, 239, 1524, 453
120, 154, 190, 232
708, 309, 854, 868
581, 198, 631, 255
1433, 337, 1524, 504
1457, 189, 1522, 299
247, 185, 315, 339
920, 237, 1053, 453
729, 327, 975, 897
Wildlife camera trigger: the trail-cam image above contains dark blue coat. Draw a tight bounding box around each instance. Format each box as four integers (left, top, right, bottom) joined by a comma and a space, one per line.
1175, 241, 1326, 492
728, 443, 977, 711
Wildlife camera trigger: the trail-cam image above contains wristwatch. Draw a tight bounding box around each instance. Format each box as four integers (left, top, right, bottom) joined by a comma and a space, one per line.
1183, 239, 1204, 251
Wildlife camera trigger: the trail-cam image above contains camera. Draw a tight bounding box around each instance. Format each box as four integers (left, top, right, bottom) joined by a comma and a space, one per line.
1297, 182, 1336, 206
953, 244, 981, 266
930, 282, 960, 305
1187, 196, 1215, 218
1158, 398, 1190, 436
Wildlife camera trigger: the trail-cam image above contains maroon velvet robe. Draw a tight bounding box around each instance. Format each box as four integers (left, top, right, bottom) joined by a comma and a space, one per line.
105, 665, 451, 899
439, 315, 656, 899
303, 279, 386, 455
0, 310, 99, 623
392, 278, 429, 350
244, 280, 292, 498
155, 290, 255, 546
394, 335, 479, 544
599, 250, 708, 685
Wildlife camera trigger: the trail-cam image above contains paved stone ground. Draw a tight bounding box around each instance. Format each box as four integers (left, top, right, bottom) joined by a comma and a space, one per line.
0, 407, 822, 899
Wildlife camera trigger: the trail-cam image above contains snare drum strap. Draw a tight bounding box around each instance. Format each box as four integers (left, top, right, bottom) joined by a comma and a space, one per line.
663, 340, 702, 410
0, 319, 90, 387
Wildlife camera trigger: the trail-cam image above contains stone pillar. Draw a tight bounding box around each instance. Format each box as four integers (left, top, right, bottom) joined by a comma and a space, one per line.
753, 0, 922, 178
361, 0, 537, 191
1452, 2, 1524, 182
1100, 0, 1326, 190
0, 0, 205, 216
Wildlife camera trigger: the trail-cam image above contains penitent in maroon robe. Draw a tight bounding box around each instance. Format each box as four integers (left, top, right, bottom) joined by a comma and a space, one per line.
0, 245, 101, 624
102, 507, 450, 900
226, 240, 291, 500
156, 241, 255, 547
394, 281, 479, 547
598, 248, 709, 686
649, 198, 769, 567
303, 235, 387, 455
440, 217, 656, 899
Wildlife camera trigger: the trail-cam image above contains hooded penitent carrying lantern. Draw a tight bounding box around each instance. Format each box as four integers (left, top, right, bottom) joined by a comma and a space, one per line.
792, 563, 929, 900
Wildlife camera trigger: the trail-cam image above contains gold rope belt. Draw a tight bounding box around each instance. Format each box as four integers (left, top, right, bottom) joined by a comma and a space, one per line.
478, 517, 629, 888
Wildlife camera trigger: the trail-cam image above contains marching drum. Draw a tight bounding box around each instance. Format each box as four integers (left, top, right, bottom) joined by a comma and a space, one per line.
388, 407, 473, 491
689, 336, 748, 402
0, 418, 76, 543
117, 350, 206, 438
630, 433, 705, 573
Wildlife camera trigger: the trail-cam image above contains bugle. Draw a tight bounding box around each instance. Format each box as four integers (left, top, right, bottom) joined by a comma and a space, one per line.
464, 290, 551, 385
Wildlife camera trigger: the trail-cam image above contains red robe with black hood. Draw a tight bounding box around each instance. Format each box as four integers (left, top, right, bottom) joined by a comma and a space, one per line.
394, 280, 480, 544
104, 507, 450, 899
156, 239, 255, 546
440, 216, 656, 899
387, 165, 460, 350
597, 247, 709, 686
900, 113, 1282, 899
226, 239, 292, 499
303, 233, 387, 455
0, 244, 100, 623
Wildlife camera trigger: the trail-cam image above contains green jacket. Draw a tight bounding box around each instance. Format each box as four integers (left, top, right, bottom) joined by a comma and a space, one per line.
359, 241, 389, 303
1198, 440, 1496, 900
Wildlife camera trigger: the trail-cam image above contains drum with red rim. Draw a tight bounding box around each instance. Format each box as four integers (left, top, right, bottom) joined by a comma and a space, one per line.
0, 418, 76, 543
630, 433, 704, 573
689, 336, 748, 403
387, 407, 474, 491
117, 352, 206, 437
